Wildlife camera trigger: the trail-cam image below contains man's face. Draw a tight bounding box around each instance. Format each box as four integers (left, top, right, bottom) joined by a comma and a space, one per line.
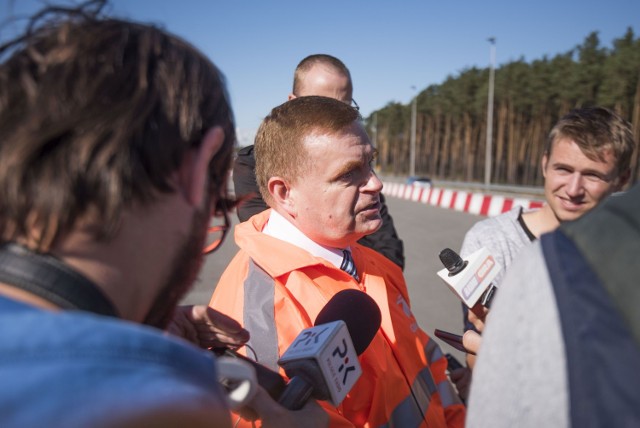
296, 64, 352, 104
542, 137, 624, 223
288, 122, 383, 249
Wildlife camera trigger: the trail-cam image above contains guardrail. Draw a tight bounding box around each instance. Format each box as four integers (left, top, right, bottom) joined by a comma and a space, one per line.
381, 176, 544, 198
434, 180, 544, 198
383, 181, 545, 217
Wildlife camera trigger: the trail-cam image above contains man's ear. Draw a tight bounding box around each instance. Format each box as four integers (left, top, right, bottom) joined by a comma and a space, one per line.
541, 152, 549, 179
268, 176, 296, 217
287, 93, 297, 101
178, 126, 225, 208
614, 168, 631, 192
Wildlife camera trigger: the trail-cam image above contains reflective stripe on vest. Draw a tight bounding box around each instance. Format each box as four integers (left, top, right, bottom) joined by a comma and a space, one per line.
426, 338, 462, 408
243, 259, 279, 371
381, 341, 454, 428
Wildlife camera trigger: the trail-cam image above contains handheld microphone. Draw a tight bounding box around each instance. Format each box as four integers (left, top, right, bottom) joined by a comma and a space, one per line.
437, 247, 501, 309
277, 289, 382, 410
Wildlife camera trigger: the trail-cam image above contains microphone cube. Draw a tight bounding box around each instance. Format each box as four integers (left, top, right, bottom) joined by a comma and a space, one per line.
437, 247, 501, 308
278, 320, 362, 406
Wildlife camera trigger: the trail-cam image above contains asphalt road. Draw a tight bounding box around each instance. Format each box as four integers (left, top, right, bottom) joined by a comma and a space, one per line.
182, 193, 480, 361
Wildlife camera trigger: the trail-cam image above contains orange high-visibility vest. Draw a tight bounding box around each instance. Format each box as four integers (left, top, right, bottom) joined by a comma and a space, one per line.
210, 210, 465, 427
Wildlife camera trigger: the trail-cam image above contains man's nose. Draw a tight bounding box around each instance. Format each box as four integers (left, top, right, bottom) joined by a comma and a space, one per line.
363, 170, 383, 193
566, 173, 585, 197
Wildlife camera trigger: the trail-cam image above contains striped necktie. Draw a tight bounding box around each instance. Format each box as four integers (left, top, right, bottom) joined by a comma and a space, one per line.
340, 249, 359, 282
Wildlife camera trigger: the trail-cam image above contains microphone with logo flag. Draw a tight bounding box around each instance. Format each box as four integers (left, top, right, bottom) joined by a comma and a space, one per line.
277, 289, 382, 410
437, 247, 501, 309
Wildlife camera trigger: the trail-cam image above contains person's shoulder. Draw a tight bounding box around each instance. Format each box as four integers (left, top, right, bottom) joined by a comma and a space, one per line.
16, 309, 212, 363
237, 145, 254, 156
467, 206, 522, 235
4, 310, 228, 426
462, 207, 527, 258
234, 145, 256, 169
3, 308, 221, 390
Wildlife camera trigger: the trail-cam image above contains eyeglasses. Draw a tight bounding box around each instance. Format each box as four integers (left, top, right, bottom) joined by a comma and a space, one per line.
203, 199, 231, 255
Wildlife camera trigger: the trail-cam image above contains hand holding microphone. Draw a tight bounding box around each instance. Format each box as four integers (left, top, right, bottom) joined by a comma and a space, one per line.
434, 247, 500, 356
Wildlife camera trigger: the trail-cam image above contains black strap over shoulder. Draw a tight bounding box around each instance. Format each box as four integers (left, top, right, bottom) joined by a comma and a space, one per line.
0, 243, 118, 317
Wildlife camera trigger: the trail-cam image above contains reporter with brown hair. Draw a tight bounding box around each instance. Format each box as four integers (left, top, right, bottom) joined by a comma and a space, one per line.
0, 2, 326, 427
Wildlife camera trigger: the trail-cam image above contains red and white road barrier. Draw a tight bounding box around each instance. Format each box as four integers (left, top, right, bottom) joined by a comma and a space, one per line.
383, 182, 544, 217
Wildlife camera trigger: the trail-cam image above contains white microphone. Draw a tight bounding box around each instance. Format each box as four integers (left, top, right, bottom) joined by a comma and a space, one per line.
437, 247, 502, 309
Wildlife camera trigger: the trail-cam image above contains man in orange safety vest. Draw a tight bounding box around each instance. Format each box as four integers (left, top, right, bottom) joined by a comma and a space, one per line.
210, 96, 465, 427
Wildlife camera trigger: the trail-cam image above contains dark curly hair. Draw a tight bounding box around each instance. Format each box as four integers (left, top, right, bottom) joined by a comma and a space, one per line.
0, 0, 236, 249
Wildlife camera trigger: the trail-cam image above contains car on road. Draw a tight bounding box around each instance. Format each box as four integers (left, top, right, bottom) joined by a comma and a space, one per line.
406, 176, 432, 188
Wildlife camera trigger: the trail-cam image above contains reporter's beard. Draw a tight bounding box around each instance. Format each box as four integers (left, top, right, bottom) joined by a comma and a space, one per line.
143, 199, 211, 330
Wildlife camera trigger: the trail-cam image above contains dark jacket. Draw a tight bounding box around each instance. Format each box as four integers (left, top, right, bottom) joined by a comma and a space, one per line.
543, 184, 640, 427
232, 145, 405, 270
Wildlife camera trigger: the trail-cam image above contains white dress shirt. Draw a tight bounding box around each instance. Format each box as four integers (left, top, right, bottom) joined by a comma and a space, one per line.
262, 210, 348, 269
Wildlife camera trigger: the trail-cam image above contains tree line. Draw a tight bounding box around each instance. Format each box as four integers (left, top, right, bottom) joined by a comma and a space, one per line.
367, 29, 640, 186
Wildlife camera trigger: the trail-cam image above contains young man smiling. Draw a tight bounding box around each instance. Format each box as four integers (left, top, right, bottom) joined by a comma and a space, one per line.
459, 106, 635, 369
461, 107, 634, 291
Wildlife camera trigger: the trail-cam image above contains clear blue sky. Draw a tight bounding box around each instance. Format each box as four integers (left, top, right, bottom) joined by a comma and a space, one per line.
3, 0, 639, 145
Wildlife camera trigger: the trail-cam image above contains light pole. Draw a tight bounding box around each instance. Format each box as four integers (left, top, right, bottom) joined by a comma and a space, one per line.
484, 37, 496, 188
372, 112, 378, 149
372, 112, 378, 170
410, 85, 417, 177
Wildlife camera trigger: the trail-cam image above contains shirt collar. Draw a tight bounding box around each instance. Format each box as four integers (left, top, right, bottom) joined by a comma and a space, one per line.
263, 210, 346, 269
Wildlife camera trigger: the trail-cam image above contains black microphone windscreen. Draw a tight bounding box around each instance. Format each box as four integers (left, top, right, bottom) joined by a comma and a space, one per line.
439, 248, 467, 275
314, 289, 381, 355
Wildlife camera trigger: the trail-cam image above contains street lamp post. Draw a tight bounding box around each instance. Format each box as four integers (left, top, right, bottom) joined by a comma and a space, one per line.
484, 37, 496, 188
410, 85, 417, 177
372, 112, 378, 169
372, 112, 378, 149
